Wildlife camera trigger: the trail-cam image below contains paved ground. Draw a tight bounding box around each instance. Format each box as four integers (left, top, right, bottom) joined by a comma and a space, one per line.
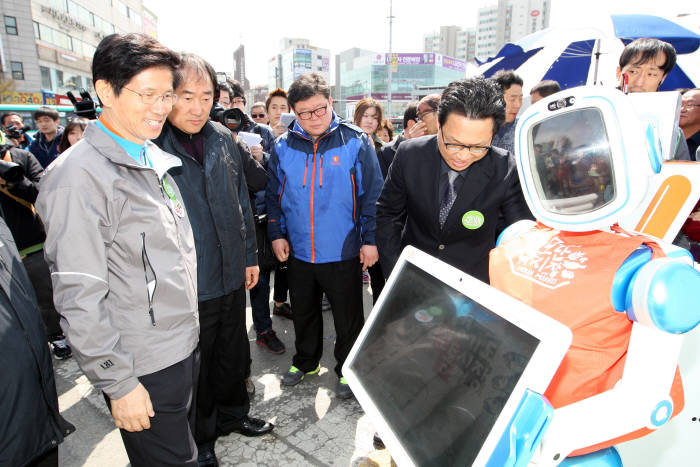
53, 277, 395, 467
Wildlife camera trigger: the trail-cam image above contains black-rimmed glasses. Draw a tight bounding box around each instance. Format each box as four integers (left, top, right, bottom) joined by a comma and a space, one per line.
296, 104, 328, 120
440, 131, 491, 155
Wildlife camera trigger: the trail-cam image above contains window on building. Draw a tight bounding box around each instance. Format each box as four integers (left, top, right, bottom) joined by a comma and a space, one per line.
10, 62, 24, 80
40, 66, 52, 90
4, 16, 18, 35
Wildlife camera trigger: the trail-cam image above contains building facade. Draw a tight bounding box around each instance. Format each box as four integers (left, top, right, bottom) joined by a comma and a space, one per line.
476, 0, 549, 60
0, 0, 153, 105
233, 44, 250, 91
423, 26, 476, 63
267, 38, 330, 92
335, 49, 467, 124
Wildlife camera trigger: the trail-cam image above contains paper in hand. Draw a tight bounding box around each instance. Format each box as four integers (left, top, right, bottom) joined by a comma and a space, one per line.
279, 113, 296, 127
238, 131, 263, 148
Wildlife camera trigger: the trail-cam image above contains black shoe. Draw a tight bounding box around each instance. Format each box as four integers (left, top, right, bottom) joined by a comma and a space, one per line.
227, 416, 274, 437
272, 302, 294, 319
373, 432, 385, 450
256, 329, 285, 354
49, 335, 72, 360
197, 447, 218, 467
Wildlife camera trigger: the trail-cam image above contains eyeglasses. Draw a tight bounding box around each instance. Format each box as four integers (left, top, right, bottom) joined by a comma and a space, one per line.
295, 104, 328, 120
440, 132, 491, 155
251, 113, 266, 118
416, 109, 435, 121
123, 87, 177, 106
232, 97, 245, 105
681, 103, 699, 110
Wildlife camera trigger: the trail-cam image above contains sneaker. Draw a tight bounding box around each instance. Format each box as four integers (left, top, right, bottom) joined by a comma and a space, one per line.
256, 330, 285, 354
272, 302, 293, 319
336, 376, 353, 399
281, 364, 320, 386
49, 337, 72, 360
245, 377, 255, 396
362, 270, 370, 284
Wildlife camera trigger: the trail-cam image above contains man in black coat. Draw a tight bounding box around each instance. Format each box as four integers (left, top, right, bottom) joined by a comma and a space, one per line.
376, 77, 532, 284
0, 214, 74, 466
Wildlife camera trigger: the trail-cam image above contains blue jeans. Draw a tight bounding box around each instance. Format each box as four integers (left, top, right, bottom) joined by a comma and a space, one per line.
249, 268, 272, 334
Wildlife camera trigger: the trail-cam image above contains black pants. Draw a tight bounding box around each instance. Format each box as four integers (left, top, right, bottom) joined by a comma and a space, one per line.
368, 261, 385, 304
196, 287, 250, 450
288, 257, 364, 377
27, 447, 58, 467
21, 250, 61, 338
273, 263, 289, 303
109, 352, 199, 467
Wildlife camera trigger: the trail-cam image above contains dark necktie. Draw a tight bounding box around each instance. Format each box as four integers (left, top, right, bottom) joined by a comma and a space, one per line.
439, 170, 459, 228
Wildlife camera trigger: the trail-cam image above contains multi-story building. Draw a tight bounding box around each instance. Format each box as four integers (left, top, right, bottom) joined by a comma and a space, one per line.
476, 0, 549, 60
0, 0, 153, 105
423, 26, 477, 63
267, 38, 330, 92
233, 44, 250, 91
335, 49, 467, 124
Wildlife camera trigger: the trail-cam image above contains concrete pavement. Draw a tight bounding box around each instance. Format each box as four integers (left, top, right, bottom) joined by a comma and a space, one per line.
54, 279, 395, 467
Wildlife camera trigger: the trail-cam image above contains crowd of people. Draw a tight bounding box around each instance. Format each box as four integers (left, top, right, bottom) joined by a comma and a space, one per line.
0, 30, 698, 467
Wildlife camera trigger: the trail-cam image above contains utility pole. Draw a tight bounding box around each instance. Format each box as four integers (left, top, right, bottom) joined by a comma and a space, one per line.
387, 0, 394, 119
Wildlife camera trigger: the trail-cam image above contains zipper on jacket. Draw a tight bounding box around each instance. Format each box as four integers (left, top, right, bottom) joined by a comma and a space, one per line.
140, 232, 157, 326
350, 169, 357, 222
319, 154, 324, 187
278, 176, 286, 206
302, 154, 309, 188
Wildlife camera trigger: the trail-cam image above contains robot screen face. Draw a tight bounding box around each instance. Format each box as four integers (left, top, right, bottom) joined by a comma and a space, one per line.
529, 108, 616, 215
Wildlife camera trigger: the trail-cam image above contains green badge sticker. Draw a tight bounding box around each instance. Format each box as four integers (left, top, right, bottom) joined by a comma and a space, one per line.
162, 179, 176, 200
462, 210, 485, 230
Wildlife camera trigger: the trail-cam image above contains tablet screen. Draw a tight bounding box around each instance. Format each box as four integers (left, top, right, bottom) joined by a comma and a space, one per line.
348, 261, 540, 466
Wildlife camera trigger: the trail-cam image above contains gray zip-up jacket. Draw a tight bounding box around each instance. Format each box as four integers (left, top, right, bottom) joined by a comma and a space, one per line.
36, 122, 199, 400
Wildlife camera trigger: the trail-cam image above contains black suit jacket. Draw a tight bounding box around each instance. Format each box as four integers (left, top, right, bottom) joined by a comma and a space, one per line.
376, 134, 532, 283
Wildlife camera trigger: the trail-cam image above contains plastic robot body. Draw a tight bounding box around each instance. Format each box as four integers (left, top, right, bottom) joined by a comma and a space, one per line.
491, 85, 700, 465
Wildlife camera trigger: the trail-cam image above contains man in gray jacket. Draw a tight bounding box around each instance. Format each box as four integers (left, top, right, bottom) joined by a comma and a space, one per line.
153, 53, 273, 467
36, 34, 200, 466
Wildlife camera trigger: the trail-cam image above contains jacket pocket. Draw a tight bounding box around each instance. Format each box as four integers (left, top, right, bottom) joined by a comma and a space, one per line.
140, 232, 157, 326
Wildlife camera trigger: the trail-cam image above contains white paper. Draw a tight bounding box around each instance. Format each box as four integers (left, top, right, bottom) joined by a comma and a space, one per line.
238, 131, 263, 148
279, 113, 296, 127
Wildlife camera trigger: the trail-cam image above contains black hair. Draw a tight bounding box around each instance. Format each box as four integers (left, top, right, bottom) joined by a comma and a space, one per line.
58, 117, 89, 153
403, 102, 418, 128
176, 52, 219, 99
492, 70, 524, 92
92, 33, 181, 97
33, 106, 59, 121
438, 76, 506, 136
219, 83, 233, 100
287, 73, 330, 110
619, 38, 676, 75
530, 80, 561, 98
1, 112, 21, 126
228, 80, 245, 101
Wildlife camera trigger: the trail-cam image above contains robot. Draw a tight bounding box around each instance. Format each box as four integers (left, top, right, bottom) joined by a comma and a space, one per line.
490, 85, 700, 466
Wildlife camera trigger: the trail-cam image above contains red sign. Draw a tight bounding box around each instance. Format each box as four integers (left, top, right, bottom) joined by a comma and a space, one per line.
530, 9, 540, 17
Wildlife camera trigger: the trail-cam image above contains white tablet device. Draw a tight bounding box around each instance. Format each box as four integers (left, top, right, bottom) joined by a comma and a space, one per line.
343, 246, 572, 467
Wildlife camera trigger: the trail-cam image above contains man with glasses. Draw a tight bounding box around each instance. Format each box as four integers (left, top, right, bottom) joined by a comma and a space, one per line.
250, 102, 269, 125
679, 89, 699, 161
377, 77, 532, 283
265, 73, 383, 399
36, 34, 200, 465
407, 94, 440, 138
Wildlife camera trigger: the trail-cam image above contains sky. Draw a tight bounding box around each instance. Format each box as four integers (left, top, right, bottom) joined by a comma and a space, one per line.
143, 0, 699, 87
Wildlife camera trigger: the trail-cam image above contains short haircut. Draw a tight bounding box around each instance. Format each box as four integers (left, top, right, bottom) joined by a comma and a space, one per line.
492, 70, 524, 92
219, 83, 232, 99
265, 88, 288, 111
251, 102, 266, 111
33, 106, 59, 121
418, 94, 440, 111
402, 102, 418, 128
175, 53, 217, 96
1, 112, 21, 126
353, 98, 383, 128
619, 38, 676, 75
530, 80, 561, 98
437, 76, 506, 136
228, 80, 245, 101
58, 117, 89, 153
92, 33, 180, 97
287, 73, 330, 109
380, 119, 394, 137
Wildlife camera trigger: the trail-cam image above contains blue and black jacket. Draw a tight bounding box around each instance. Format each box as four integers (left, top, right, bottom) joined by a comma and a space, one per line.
265, 112, 383, 264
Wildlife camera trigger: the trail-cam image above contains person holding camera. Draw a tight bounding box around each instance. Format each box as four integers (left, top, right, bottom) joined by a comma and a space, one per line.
1, 112, 33, 149
0, 142, 72, 360
153, 53, 273, 467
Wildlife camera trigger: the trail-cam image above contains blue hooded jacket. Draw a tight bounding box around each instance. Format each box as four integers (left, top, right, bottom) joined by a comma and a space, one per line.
265, 112, 383, 264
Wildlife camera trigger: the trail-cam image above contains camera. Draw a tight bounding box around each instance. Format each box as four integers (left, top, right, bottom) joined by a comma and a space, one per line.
0, 159, 25, 184
67, 89, 99, 120
3, 125, 23, 139
210, 104, 250, 133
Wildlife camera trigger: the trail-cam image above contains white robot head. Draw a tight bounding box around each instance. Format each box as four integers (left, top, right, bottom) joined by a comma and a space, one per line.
513, 86, 682, 232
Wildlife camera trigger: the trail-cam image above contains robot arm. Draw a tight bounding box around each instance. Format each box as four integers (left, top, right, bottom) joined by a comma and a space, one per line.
534, 252, 700, 466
